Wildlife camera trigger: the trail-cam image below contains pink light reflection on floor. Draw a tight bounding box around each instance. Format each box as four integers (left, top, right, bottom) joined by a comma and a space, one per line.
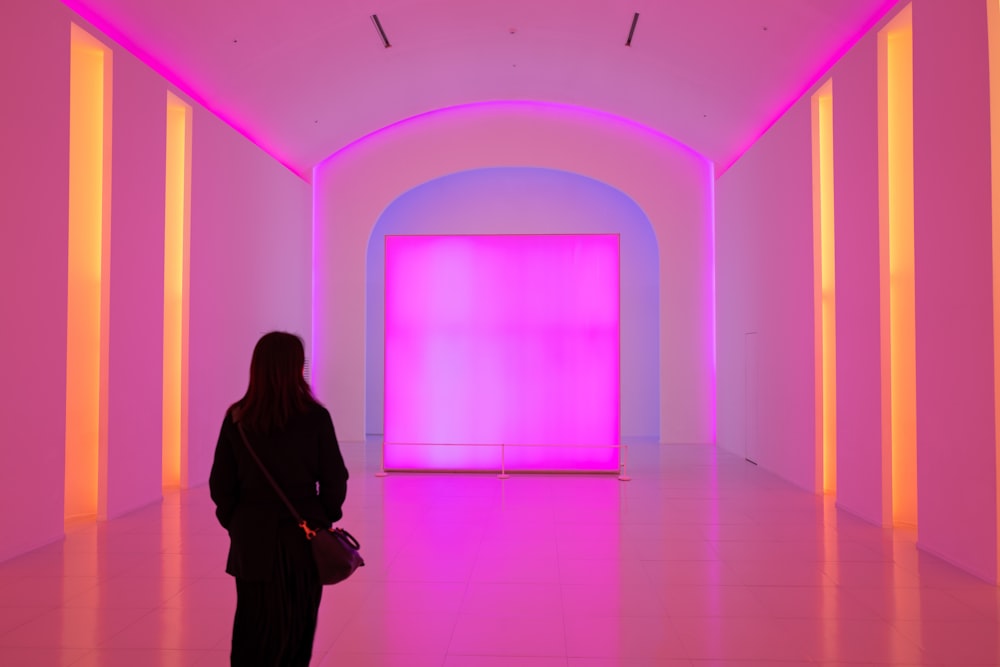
2, 442, 998, 665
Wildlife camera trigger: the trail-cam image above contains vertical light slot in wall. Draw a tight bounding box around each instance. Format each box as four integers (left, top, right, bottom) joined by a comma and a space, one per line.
66, 25, 112, 521
163, 92, 192, 489
879, 5, 917, 527
988, 0, 1000, 581
812, 80, 837, 494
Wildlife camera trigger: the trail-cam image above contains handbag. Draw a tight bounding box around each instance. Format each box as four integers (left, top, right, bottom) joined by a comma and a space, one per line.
236, 422, 364, 585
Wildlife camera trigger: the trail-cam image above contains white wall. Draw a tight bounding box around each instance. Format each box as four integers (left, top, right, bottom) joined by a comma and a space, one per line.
912, 0, 996, 582
104, 40, 168, 519
829, 27, 888, 527
717, 0, 999, 583
313, 102, 716, 447
716, 102, 818, 491
0, 0, 312, 562
187, 106, 313, 487
0, 0, 73, 563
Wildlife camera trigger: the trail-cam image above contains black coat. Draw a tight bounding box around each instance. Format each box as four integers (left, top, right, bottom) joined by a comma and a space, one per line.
209, 403, 349, 582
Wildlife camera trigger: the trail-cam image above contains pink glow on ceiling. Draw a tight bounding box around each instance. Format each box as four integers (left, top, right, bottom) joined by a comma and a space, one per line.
60, 1, 897, 176
383, 234, 620, 472
719, 0, 902, 175
316, 99, 707, 171
60, 0, 307, 180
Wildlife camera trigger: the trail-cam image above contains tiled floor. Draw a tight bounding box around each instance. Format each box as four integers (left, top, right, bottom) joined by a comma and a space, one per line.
1, 442, 999, 666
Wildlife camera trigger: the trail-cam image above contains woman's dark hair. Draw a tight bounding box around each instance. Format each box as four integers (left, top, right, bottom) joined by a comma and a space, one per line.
231, 331, 316, 433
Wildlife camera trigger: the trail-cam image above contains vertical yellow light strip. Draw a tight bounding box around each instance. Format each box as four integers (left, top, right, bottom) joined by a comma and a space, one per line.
814, 81, 837, 495
163, 93, 192, 489
812, 90, 824, 493
813, 81, 840, 640
812, 80, 840, 648
987, 0, 1000, 583
96, 49, 113, 522
876, 20, 893, 529
879, 5, 917, 527
66, 25, 112, 521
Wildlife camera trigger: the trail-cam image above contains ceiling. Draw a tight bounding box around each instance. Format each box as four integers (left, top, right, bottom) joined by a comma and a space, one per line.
64, 0, 899, 179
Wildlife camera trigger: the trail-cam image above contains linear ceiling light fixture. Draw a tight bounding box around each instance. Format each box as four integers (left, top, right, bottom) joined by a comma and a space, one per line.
625, 12, 639, 46
371, 14, 391, 48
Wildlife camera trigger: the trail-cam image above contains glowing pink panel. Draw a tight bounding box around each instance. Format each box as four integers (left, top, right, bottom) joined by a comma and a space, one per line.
384, 234, 620, 472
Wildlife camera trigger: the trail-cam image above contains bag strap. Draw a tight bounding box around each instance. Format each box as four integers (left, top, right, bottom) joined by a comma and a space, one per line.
235, 420, 318, 540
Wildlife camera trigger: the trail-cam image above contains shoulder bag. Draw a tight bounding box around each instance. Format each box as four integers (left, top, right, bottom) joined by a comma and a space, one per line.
236, 422, 364, 585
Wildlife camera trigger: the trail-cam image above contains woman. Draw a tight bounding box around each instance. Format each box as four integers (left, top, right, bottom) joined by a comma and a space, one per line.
210, 331, 349, 666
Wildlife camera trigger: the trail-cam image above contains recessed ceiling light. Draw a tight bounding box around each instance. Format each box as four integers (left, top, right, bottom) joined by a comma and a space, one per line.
625, 12, 639, 47
371, 14, 391, 48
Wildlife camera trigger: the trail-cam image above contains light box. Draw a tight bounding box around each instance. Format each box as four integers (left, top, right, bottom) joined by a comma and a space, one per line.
383, 234, 620, 472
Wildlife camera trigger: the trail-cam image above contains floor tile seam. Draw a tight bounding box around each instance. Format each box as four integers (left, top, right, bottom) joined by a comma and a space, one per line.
548, 530, 573, 662
0, 606, 54, 642
442, 535, 486, 662
82, 604, 166, 651
0, 608, 153, 651
828, 587, 995, 624
798, 623, 932, 665
0, 646, 92, 665
63, 646, 218, 666
310, 604, 354, 660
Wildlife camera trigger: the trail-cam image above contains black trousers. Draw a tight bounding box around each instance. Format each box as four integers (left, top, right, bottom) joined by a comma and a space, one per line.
231, 541, 323, 666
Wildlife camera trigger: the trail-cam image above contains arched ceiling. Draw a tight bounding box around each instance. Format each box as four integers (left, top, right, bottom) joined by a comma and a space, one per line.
64, 0, 899, 178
